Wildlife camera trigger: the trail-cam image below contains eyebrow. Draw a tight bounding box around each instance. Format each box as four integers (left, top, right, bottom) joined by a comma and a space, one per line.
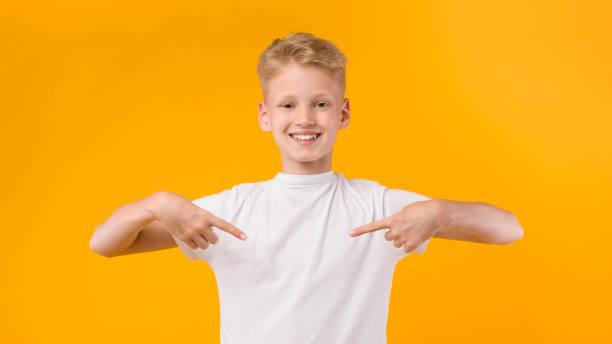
278, 93, 333, 99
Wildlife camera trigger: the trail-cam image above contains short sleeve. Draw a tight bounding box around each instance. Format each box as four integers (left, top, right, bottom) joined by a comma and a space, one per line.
382, 187, 432, 260
171, 191, 229, 263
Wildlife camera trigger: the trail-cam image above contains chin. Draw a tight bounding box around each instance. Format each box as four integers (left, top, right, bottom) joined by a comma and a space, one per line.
292, 156, 319, 162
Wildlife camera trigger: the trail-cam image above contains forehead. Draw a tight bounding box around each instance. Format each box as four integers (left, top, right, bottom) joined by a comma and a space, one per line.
267, 62, 340, 99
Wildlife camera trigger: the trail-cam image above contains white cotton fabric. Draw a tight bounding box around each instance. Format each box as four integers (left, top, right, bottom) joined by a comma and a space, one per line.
171, 170, 431, 344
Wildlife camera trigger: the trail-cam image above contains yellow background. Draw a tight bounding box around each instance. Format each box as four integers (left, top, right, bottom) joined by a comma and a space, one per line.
1, 1, 610, 343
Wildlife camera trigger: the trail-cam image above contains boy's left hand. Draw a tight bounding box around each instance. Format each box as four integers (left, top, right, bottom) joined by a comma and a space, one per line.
348, 199, 447, 253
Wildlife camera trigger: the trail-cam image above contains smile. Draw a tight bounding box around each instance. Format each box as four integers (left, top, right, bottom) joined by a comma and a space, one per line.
288, 133, 321, 145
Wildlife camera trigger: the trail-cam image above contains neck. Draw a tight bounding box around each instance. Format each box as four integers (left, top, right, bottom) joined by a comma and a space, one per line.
280, 160, 332, 175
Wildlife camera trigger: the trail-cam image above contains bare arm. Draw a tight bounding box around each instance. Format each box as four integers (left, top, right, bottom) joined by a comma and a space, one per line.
89, 191, 247, 258
432, 199, 524, 244
89, 192, 175, 257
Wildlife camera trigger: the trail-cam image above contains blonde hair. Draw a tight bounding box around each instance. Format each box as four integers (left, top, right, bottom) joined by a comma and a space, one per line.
257, 32, 348, 101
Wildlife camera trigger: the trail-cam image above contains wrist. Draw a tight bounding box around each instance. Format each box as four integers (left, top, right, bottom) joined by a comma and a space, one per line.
431, 198, 455, 233
144, 191, 167, 221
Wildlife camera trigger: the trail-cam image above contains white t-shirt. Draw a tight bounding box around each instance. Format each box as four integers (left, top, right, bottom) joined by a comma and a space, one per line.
171, 170, 431, 344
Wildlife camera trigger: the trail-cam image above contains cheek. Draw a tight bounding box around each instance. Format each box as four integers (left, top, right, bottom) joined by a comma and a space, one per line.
323, 129, 338, 141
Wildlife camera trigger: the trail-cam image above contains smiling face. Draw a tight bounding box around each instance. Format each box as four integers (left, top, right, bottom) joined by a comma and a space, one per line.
258, 61, 350, 175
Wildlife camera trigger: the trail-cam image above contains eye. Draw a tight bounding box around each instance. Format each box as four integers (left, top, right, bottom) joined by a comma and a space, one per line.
281, 103, 293, 109
316, 102, 328, 108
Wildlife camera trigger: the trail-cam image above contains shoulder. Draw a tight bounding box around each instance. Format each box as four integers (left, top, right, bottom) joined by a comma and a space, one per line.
342, 176, 431, 213
339, 176, 389, 202
383, 188, 431, 203
341, 175, 429, 202
192, 180, 268, 210
337, 176, 389, 211
382, 187, 431, 218
343, 176, 385, 192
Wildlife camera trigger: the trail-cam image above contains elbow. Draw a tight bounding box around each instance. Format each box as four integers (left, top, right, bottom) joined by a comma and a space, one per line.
90, 232, 113, 258
90, 240, 107, 258
497, 213, 524, 245
510, 213, 524, 243
91, 246, 113, 258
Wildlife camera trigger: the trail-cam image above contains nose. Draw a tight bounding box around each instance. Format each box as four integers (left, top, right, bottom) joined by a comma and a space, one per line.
294, 106, 316, 127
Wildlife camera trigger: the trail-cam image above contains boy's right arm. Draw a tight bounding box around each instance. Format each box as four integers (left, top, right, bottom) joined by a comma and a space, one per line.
90, 191, 247, 258
89, 192, 173, 257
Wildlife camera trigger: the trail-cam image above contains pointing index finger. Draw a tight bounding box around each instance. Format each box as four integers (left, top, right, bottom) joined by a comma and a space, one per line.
349, 217, 391, 237
209, 215, 247, 240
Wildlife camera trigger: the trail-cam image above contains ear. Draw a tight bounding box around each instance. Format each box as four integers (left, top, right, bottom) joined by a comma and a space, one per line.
338, 98, 350, 130
258, 101, 272, 132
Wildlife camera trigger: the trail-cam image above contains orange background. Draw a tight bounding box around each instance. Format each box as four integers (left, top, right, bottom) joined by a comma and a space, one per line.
1, 1, 610, 343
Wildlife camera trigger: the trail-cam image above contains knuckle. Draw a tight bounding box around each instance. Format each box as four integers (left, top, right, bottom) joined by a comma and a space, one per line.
405, 242, 418, 252
206, 214, 217, 225
200, 211, 213, 223
206, 233, 217, 245
196, 216, 209, 227
177, 232, 189, 241
388, 217, 399, 226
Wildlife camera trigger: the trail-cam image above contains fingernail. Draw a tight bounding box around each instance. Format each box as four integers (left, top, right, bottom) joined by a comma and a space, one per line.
240, 234, 246, 240
349, 231, 355, 236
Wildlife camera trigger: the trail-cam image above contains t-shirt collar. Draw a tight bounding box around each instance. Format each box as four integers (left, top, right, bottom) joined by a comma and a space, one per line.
272, 170, 336, 185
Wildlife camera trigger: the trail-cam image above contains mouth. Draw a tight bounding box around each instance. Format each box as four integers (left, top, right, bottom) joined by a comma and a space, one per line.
288, 133, 322, 145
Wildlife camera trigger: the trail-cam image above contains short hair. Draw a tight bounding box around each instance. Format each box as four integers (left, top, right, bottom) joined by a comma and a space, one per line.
257, 32, 348, 102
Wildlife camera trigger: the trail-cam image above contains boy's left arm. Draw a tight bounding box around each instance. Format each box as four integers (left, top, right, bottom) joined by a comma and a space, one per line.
350, 199, 523, 251
431, 199, 524, 245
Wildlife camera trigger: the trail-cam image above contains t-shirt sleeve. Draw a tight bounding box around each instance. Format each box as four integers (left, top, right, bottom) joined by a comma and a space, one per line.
170, 191, 229, 264
382, 187, 432, 260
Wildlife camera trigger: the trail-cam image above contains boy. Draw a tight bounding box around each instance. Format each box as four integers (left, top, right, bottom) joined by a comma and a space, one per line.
90, 32, 523, 343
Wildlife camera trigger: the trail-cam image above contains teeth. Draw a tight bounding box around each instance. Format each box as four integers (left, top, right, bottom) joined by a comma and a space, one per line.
290, 134, 319, 140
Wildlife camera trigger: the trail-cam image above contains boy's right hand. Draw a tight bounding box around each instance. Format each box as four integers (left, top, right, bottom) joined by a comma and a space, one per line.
151, 191, 247, 250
